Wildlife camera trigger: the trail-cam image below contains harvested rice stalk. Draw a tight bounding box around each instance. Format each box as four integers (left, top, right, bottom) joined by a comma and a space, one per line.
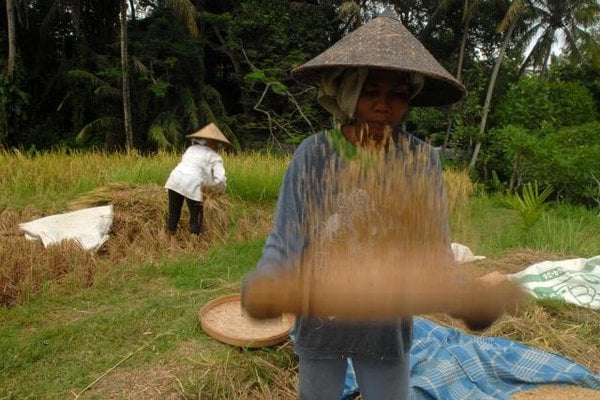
69, 182, 233, 262
244, 138, 521, 326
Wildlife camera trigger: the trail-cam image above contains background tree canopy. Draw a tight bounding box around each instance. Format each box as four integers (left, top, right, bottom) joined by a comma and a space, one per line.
1, 0, 600, 205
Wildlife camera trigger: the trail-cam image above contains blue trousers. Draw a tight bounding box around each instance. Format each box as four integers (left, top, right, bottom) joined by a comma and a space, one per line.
298, 353, 410, 400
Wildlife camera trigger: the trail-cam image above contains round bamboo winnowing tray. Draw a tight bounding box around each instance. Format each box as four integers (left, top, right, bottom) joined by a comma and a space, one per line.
199, 294, 295, 348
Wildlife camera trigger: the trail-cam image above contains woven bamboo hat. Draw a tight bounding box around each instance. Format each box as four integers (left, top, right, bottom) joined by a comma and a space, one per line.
291, 11, 466, 107
186, 123, 231, 145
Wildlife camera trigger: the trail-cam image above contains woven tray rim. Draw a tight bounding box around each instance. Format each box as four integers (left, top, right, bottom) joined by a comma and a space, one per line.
198, 293, 294, 348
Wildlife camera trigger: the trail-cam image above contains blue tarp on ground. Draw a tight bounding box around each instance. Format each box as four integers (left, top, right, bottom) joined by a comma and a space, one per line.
338, 317, 600, 399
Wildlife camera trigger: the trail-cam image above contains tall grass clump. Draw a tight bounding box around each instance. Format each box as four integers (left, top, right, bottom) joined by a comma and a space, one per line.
224, 152, 290, 202
1, 149, 288, 210
106, 150, 178, 185
522, 213, 600, 257
443, 168, 474, 242
1, 149, 108, 210
0, 149, 176, 211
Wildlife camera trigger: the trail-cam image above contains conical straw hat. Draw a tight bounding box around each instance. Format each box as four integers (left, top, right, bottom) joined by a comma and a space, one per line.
186, 123, 231, 145
291, 12, 466, 107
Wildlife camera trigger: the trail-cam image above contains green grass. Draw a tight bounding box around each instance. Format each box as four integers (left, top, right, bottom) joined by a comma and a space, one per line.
0, 239, 268, 399
0, 149, 289, 210
452, 193, 600, 259
224, 152, 290, 202
141, 239, 265, 290
0, 150, 173, 210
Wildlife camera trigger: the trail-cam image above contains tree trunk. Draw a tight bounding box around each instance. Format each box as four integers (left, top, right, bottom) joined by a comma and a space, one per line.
442, 14, 470, 152
508, 153, 521, 193
120, 0, 134, 151
6, 0, 17, 80
468, 18, 517, 169
540, 44, 552, 77
128, 0, 136, 21
419, 0, 452, 41
208, 25, 247, 113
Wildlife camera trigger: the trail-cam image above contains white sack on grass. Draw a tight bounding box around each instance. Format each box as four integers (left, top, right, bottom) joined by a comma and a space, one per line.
507, 256, 600, 310
19, 205, 114, 252
451, 242, 486, 264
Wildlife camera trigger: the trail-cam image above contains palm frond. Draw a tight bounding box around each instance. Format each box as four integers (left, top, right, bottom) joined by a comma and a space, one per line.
76, 116, 123, 145
165, 0, 199, 38
498, 0, 526, 32
94, 85, 121, 100
131, 56, 150, 77
39, 0, 61, 39
67, 69, 107, 88
506, 181, 553, 228
147, 112, 182, 150
202, 84, 227, 117
180, 88, 199, 129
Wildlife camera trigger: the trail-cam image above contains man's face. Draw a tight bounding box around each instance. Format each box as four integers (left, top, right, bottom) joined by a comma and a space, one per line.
353, 69, 410, 146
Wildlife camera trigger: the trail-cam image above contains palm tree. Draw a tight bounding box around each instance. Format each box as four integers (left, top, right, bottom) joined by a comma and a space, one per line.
469, 0, 526, 168
419, 0, 461, 41
469, 0, 600, 168
120, 0, 134, 151
574, 24, 600, 67
423, 0, 485, 151
120, 0, 199, 150
6, 0, 17, 80
418, 0, 513, 154
517, 0, 600, 76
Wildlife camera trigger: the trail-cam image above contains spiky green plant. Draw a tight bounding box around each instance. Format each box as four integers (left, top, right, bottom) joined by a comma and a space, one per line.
506, 181, 553, 229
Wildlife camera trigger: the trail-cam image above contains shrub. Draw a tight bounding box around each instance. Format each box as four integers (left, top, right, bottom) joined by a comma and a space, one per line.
527, 122, 600, 206
493, 76, 597, 132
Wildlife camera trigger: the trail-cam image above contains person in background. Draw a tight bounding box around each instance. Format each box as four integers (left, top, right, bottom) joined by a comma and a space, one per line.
242, 10, 508, 400
164, 123, 229, 235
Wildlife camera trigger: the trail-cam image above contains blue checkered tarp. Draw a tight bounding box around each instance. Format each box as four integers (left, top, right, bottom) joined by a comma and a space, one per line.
340, 317, 600, 399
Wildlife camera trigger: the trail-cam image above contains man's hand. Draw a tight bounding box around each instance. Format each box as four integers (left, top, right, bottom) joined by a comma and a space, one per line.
452, 276, 523, 331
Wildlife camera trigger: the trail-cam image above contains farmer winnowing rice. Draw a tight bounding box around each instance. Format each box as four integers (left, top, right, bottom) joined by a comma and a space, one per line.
242, 10, 519, 400
164, 123, 229, 235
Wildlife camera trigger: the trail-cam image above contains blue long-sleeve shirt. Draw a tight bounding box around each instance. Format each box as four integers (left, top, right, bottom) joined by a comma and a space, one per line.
243, 128, 447, 360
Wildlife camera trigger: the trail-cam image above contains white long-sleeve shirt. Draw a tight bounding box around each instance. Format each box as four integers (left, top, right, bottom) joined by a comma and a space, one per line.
164, 144, 227, 202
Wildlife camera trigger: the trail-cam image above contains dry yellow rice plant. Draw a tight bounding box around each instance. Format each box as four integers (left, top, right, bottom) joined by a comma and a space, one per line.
428, 248, 600, 373
443, 167, 474, 223
243, 141, 516, 326
69, 182, 233, 263
0, 183, 233, 306
0, 208, 97, 306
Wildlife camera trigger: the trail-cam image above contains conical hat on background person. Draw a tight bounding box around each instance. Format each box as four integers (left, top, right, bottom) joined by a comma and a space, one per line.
186, 123, 231, 145
291, 10, 466, 107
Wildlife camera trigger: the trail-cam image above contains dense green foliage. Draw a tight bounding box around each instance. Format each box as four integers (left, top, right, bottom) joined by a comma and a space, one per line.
1, 0, 600, 206
494, 76, 597, 130
534, 122, 600, 205
480, 77, 599, 205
